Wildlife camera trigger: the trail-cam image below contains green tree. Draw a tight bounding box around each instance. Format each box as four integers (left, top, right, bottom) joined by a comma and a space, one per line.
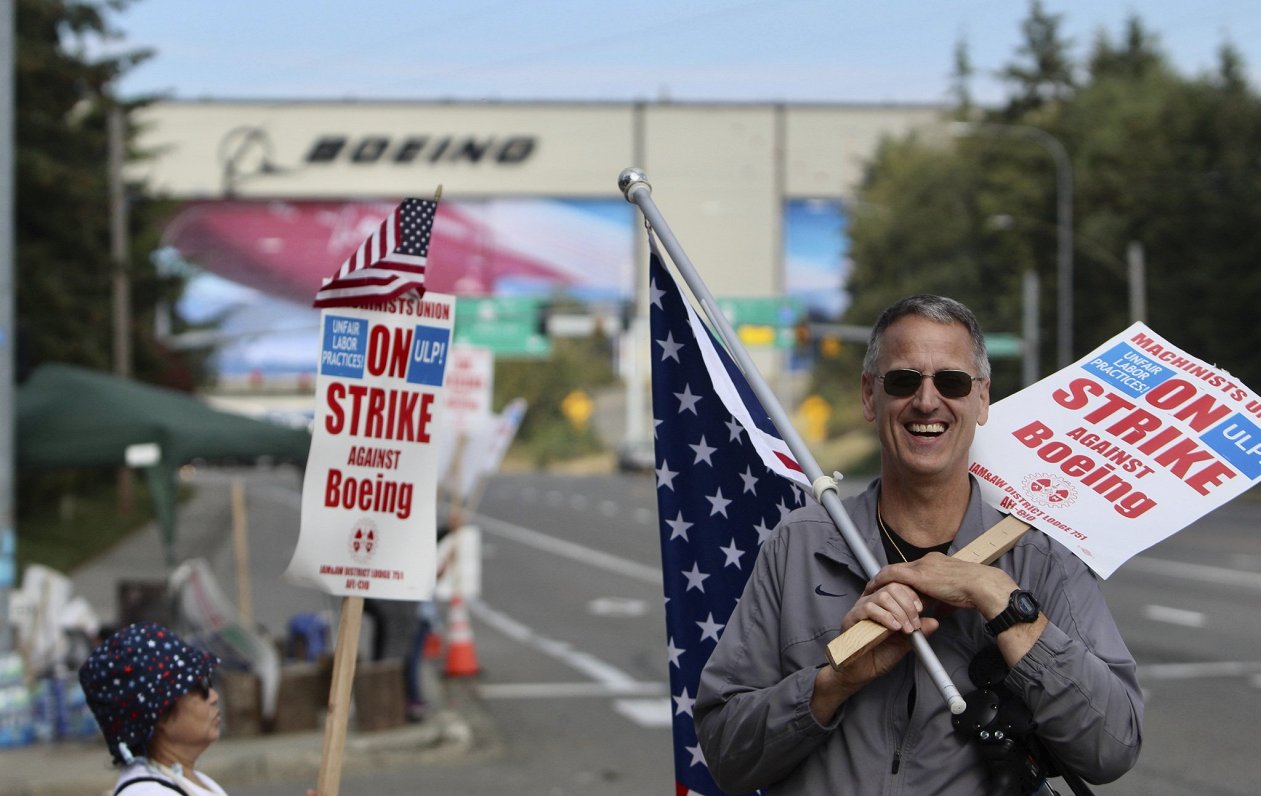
840, 134, 1035, 398
949, 39, 975, 120
16, 0, 200, 387
1087, 15, 1163, 81
838, 5, 1261, 404
1064, 32, 1261, 384
999, 0, 1076, 118
15, 0, 205, 565
495, 334, 618, 465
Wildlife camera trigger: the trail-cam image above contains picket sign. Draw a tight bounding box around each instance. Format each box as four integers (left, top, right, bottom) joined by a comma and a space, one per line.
285, 293, 455, 796
829, 322, 1261, 670
288, 194, 449, 794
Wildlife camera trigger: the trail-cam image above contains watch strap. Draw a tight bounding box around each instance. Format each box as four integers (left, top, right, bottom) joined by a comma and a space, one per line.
985, 589, 1039, 636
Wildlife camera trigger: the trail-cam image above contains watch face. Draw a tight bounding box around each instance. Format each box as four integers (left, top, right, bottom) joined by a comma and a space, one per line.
1015, 592, 1039, 619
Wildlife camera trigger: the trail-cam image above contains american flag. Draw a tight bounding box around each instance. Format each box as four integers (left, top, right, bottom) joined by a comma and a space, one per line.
649, 246, 811, 796
312, 198, 436, 307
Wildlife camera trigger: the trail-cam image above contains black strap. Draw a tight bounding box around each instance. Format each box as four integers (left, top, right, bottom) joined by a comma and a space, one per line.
114, 776, 190, 795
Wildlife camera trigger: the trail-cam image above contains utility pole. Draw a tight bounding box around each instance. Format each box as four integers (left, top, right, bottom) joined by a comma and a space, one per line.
1127, 241, 1146, 325
109, 106, 134, 512
1022, 269, 1040, 387
110, 106, 132, 378
0, 0, 16, 653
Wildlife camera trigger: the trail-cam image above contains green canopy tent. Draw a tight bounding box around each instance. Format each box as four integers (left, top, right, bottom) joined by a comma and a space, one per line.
17, 363, 312, 564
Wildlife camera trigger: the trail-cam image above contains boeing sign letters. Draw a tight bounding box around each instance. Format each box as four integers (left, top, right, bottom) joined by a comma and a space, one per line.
305, 134, 537, 166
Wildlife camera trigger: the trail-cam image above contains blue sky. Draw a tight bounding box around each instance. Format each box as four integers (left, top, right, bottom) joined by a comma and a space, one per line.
108, 1, 1261, 105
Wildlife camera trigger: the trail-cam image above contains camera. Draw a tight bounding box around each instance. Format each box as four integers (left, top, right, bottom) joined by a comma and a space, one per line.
952, 646, 1058, 796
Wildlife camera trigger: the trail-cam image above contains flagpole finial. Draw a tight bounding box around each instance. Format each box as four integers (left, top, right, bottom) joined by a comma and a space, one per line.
618, 167, 650, 200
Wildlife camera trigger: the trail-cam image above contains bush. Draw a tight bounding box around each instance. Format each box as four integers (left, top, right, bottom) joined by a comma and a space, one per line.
16, 469, 158, 576
494, 334, 619, 464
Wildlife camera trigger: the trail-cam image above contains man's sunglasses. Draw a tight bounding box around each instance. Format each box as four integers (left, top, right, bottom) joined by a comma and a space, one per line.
191, 675, 214, 699
876, 368, 981, 399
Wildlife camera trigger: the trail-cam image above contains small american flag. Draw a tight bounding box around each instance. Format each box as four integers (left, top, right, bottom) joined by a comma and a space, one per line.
649, 244, 810, 796
312, 198, 436, 307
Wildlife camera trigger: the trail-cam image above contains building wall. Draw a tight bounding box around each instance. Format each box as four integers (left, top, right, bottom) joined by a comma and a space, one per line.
134, 100, 943, 299
134, 100, 945, 413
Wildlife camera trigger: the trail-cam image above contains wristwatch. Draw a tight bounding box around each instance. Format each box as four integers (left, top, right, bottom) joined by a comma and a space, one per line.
985, 589, 1040, 636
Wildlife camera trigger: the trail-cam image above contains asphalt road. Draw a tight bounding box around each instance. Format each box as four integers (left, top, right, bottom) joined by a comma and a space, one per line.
220, 468, 1261, 796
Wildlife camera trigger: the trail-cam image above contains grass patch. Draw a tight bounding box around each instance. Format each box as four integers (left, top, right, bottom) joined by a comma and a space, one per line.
16, 473, 161, 576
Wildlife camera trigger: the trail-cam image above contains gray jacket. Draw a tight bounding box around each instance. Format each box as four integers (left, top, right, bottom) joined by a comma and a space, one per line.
695, 478, 1143, 795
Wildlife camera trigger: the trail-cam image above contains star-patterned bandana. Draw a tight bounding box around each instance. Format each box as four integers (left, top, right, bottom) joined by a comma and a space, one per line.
78, 622, 220, 763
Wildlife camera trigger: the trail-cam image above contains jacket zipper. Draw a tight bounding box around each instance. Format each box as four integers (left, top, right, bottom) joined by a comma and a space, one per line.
891, 669, 918, 776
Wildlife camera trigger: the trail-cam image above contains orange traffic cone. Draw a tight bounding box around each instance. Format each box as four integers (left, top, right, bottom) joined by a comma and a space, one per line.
443, 595, 481, 677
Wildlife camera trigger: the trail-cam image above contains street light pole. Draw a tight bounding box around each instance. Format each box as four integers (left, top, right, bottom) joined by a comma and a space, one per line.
951, 121, 1074, 369
0, 0, 15, 653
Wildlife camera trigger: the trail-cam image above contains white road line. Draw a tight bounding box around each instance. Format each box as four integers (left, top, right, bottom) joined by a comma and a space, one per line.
466, 517, 669, 725
473, 514, 662, 584
613, 698, 674, 727
587, 597, 649, 617
479, 682, 666, 699
1137, 660, 1261, 680
469, 600, 663, 694
1127, 556, 1261, 590
1143, 604, 1206, 627
461, 600, 665, 706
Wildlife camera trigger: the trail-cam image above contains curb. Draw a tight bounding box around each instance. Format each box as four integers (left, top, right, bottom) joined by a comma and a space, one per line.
0, 706, 475, 796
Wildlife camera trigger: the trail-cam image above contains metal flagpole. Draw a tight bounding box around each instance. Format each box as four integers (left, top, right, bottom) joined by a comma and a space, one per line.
618, 168, 966, 714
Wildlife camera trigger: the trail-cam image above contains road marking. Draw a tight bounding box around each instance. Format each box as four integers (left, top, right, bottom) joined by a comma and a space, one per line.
1143, 604, 1206, 627
468, 508, 675, 728
479, 682, 666, 699
474, 514, 661, 584
1127, 556, 1261, 590
587, 597, 649, 617
469, 600, 663, 694
613, 698, 674, 727
468, 600, 668, 721
1137, 660, 1261, 680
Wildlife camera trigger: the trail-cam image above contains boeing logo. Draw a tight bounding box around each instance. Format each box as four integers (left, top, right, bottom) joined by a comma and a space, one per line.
305, 134, 537, 166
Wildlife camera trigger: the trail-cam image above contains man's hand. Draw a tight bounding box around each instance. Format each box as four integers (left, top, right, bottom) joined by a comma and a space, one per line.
866, 553, 1015, 618
866, 554, 1046, 666
810, 586, 941, 723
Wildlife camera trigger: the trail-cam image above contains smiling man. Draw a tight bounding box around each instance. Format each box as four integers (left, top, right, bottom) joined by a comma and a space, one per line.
695, 295, 1143, 795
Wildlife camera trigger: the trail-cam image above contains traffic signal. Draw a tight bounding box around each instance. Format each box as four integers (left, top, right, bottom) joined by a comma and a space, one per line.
794, 320, 811, 352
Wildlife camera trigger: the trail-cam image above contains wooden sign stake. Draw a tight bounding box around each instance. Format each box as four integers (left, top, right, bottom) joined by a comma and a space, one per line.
316, 595, 364, 796
230, 477, 253, 627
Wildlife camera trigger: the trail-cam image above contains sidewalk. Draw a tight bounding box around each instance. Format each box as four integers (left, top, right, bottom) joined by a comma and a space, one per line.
0, 466, 481, 795
0, 698, 474, 796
